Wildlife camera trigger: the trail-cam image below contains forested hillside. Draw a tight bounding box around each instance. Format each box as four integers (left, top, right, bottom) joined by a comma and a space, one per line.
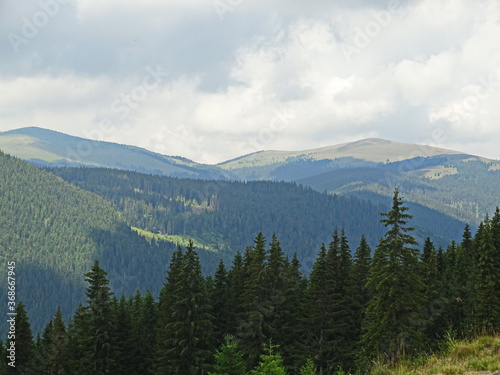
2, 192, 499, 375
48, 167, 466, 262
0, 152, 186, 334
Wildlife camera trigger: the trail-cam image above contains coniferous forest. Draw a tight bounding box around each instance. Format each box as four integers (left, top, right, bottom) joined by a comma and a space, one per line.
2, 190, 500, 375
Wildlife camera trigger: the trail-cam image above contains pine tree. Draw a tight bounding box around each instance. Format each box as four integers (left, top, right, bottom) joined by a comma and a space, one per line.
226, 252, 245, 337
419, 237, 444, 346
278, 254, 307, 373
46, 306, 69, 375
362, 189, 425, 364
113, 295, 134, 375
136, 290, 158, 375
156, 240, 213, 375
155, 245, 184, 374
250, 341, 287, 375
263, 234, 289, 345
351, 235, 371, 362
304, 243, 329, 372
299, 359, 317, 375
239, 233, 269, 367
67, 304, 91, 374
84, 260, 116, 375
208, 335, 247, 375
211, 259, 230, 349
12, 301, 34, 374
475, 216, 500, 334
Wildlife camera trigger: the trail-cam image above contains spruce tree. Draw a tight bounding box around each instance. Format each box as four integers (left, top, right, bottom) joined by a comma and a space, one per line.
250, 341, 287, 375
475, 217, 500, 333
12, 302, 34, 374
67, 304, 91, 374
419, 237, 444, 346
46, 306, 69, 375
351, 235, 371, 361
156, 240, 213, 375
211, 259, 230, 349
208, 335, 247, 375
136, 290, 158, 375
84, 260, 116, 375
362, 189, 425, 364
155, 245, 184, 374
263, 234, 289, 345
113, 295, 134, 375
304, 243, 329, 372
239, 233, 268, 367
226, 252, 245, 337
278, 254, 307, 373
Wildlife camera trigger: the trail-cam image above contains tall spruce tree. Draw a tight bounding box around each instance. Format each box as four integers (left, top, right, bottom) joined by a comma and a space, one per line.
67, 304, 91, 374
46, 306, 69, 375
211, 259, 230, 349
304, 243, 329, 373
351, 235, 371, 361
226, 252, 245, 337
278, 254, 307, 373
84, 260, 117, 375
156, 240, 213, 375
155, 245, 184, 374
239, 233, 268, 367
113, 295, 134, 375
136, 290, 158, 375
419, 237, 444, 347
12, 302, 34, 374
362, 189, 425, 364
475, 216, 500, 333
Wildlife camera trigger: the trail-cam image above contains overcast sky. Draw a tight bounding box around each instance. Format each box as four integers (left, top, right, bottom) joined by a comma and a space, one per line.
1, 0, 499, 164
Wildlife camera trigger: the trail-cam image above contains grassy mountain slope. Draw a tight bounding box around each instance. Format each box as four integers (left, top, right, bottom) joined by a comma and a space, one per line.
0, 151, 190, 334
219, 138, 465, 170
0, 127, 231, 179
371, 335, 500, 375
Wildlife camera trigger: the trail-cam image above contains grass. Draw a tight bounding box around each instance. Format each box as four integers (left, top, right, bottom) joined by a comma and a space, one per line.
370, 335, 500, 375
131, 226, 220, 252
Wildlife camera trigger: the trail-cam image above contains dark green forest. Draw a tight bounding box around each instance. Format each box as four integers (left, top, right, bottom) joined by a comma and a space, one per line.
0, 151, 223, 335
2, 190, 499, 375
47, 167, 465, 257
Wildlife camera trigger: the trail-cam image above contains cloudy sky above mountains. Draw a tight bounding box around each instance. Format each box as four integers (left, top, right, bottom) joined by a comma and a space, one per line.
1, 0, 499, 163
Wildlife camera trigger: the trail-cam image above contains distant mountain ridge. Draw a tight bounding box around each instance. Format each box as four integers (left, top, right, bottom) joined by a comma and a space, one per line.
2, 126, 500, 224
0, 127, 232, 179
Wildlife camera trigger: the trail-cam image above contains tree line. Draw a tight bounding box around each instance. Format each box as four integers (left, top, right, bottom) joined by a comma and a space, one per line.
2, 190, 499, 375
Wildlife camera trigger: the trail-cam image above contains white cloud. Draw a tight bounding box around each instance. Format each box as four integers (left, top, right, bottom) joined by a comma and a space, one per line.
1, 0, 500, 163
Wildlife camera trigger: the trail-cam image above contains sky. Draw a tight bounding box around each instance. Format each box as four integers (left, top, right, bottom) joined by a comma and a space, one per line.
1, 0, 500, 164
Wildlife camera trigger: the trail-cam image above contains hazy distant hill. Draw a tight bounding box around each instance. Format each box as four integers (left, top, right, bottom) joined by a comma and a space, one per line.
219, 139, 500, 223
2, 127, 500, 224
0, 127, 232, 179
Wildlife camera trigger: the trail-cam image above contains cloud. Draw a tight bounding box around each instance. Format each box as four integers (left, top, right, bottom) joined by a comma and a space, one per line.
1, 0, 500, 163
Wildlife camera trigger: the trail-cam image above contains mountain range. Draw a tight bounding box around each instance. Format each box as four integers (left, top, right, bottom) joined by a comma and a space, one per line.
1, 126, 499, 224
0, 127, 478, 335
